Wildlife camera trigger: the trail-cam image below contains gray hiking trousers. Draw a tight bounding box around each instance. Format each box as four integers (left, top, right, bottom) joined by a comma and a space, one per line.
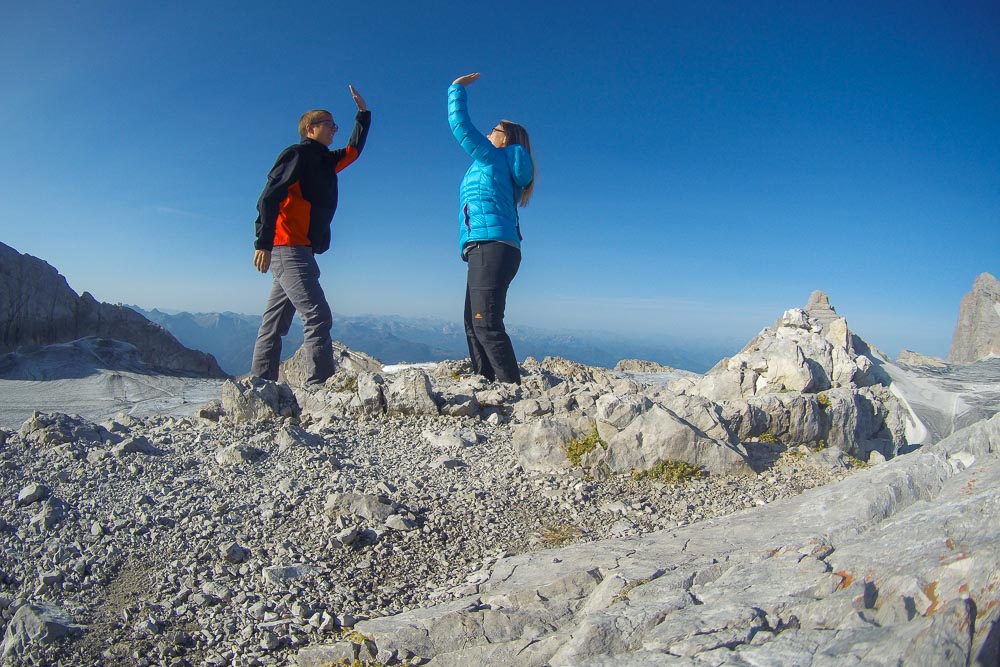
250, 246, 334, 384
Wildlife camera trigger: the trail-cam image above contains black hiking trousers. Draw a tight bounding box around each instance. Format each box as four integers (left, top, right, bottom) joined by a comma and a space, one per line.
464, 241, 522, 384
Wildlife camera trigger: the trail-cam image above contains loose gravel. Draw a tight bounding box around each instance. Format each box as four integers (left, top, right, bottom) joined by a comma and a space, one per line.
0, 411, 852, 666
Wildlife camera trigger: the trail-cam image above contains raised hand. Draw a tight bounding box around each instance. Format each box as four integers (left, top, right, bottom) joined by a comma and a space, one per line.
349, 85, 367, 112
452, 72, 480, 86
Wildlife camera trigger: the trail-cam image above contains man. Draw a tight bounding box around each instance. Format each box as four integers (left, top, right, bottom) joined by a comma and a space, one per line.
250, 85, 371, 384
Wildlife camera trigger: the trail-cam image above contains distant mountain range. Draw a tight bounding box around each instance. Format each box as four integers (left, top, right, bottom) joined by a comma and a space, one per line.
130, 307, 736, 376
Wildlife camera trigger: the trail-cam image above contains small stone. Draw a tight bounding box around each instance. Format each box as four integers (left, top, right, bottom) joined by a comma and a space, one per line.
248, 602, 267, 620
259, 630, 280, 651
336, 526, 360, 546
16, 483, 50, 506
38, 571, 63, 587
220, 541, 249, 563
385, 515, 418, 531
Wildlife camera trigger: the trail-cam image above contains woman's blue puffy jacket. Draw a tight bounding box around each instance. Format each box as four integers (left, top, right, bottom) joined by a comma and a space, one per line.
448, 83, 533, 258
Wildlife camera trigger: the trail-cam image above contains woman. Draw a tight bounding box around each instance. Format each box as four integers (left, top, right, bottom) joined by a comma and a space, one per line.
448, 72, 535, 384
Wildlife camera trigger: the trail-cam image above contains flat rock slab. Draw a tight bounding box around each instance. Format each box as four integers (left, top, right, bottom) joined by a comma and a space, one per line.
324, 413, 1000, 666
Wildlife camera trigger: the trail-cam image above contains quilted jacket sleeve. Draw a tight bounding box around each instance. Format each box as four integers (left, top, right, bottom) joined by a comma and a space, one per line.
448, 84, 497, 165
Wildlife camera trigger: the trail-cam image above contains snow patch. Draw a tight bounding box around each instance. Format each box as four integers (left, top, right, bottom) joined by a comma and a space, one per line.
889, 381, 928, 445
381, 362, 439, 375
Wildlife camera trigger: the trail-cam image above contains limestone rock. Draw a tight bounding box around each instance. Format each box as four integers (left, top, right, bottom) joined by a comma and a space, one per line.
29, 499, 67, 531
262, 564, 317, 586
687, 291, 878, 402
511, 397, 554, 421
220, 541, 249, 564
822, 386, 902, 460
948, 272, 1000, 363
439, 392, 481, 417
278, 341, 382, 387
215, 444, 265, 467
16, 483, 50, 506
512, 417, 592, 472
325, 492, 398, 522
538, 357, 617, 389
594, 394, 652, 430
897, 349, 948, 368
613, 359, 676, 373
297, 643, 356, 666
742, 392, 825, 446
111, 435, 163, 456
603, 405, 753, 476
655, 393, 736, 445
221, 377, 299, 422
384, 371, 439, 417
275, 424, 325, 450
352, 371, 387, 416
18, 411, 117, 448
0, 603, 80, 661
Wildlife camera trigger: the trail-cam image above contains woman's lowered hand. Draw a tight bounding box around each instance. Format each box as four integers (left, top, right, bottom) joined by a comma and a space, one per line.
453, 72, 480, 86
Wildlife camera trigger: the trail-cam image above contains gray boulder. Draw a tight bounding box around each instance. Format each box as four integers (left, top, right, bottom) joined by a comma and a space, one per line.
511, 397, 555, 421
898, 349, 949, 368
29, 499, 67, 532
721, 387, 906, 458
262, 564, 317, 586
742, 392, 825, 446
16, 483, 50, 506
18, 412, 116, 448
351, 371, 387, 416
291, 370, 387, 421
594, 394, 653, 430
440, 392, 481, 417
220, 541, 249, 564
538, 357, 618, 389
614, 359, 676, 373
221, 377, 299, 422
603, 405, 752, 476
325, 492, 398, 522
275, 424, 325, 450
512, 417, 593, 472
215, 444, 265, 467
0, 603, 80, 662
111, 435, 163, 456
385, 371, 439, 417
822, 386, 904, 459
278, 340, 382, 387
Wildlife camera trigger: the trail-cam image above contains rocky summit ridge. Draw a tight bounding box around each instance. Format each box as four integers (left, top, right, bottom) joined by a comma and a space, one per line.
950, 272, 1000, 364
2, 288, 998, 665
0, 242, 225, 378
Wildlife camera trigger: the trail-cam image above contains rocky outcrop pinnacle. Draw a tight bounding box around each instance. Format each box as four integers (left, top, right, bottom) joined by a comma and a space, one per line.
0, 242, 226, 378
949, 272, 1000, 363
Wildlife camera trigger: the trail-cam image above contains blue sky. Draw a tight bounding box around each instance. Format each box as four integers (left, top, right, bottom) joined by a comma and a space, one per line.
2, 0, 997, 359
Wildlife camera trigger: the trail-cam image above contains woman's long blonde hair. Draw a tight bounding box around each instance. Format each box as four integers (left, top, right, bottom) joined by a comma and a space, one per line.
499, 120, 535, 206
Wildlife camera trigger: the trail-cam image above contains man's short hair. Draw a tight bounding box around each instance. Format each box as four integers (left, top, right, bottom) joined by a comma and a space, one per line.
299, 110, 333, 138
